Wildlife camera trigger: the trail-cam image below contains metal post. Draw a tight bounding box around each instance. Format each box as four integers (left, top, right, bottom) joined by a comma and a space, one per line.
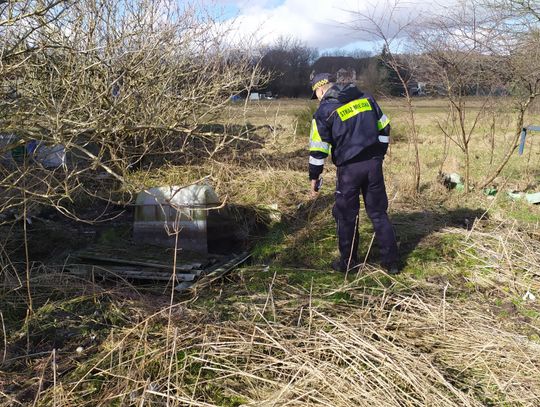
519, 125, 540, 156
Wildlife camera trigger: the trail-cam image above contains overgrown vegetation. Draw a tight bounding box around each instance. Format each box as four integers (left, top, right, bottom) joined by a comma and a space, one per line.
2, 0, 540, 406
2, 96, 539, 406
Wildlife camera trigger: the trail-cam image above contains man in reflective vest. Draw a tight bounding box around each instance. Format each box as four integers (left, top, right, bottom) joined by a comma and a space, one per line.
308, 73, 400, 275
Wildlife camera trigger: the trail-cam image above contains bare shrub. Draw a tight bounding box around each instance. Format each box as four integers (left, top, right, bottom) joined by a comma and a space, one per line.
413, 0, 540, 190
346, 0, 423, 194
0, 0, 264, 221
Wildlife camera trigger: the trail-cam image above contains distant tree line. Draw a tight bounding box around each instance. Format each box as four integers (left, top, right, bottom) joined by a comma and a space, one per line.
259, 15, 539, 100
257, 40, 430, 98
258, 40, 389, 98
259, 42, 521, 99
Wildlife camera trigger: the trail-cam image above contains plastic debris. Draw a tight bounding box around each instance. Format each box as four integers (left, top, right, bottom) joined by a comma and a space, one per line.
34, 143, 66, 168
519, 125, 540, 155
523, 291, 536, 302
440, 172, 465, 191
507, 191, 540, 204
134, 184, 220, 253
260, 203, 281, 223
448, 173, 462, 184
508, 191, 523, 200
525, 192, 540, 204
483, 188, 498, 196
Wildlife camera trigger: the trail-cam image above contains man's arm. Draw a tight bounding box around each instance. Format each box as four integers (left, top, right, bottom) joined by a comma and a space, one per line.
371, 98, 391, 153
308, 111, 333, 196
308, 116, 331, 195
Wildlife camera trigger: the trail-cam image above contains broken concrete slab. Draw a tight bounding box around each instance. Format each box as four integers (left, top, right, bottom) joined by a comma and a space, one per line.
69, 241, 248, 288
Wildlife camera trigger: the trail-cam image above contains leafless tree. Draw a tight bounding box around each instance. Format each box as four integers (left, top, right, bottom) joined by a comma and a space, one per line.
484, 0, 540, 21
476, 0, 540, 188
412, 1, 501, 192
0, 0, 265, 311
260, 36, 318, 98
414, 0, 540, 190
1, 0, 264, 222
345, 0, 423, 194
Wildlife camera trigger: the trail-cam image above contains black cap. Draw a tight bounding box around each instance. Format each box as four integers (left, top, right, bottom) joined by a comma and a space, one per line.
310, 72, 335, 99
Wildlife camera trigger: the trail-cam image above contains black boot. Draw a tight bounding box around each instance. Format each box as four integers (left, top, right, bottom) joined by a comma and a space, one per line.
331, 257, 361, 273
381, 261, 401, 275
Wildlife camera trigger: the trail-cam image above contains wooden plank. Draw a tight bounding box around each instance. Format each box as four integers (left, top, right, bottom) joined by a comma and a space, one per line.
75, 242, 207, 264
74, 254, 203, 272
114, 270, 196, 282
175, 251, 251, 292
174, 282, 194, 291
68, 264, 197, 282
204, 251, 251, 278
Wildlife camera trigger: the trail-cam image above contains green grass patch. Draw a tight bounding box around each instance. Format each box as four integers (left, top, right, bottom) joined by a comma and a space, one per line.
292, 103, 318, 137
506, 201, 540, 223
251, 222, 289, 261
512, 298, 540, 320
326, 291, 353, 303
403, 232, 480, 283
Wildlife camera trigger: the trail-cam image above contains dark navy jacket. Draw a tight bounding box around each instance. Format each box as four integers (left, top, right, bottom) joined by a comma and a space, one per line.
308, 84, 390, 180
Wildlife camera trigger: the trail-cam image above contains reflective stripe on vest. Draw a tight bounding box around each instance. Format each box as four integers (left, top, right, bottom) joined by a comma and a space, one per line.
309, 156, 326, 166
377, 114, 390, 130
309, 119, 330, 154
310, 141, 331, 153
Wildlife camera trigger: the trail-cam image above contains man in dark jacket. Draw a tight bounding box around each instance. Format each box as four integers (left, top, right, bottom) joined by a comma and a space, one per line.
308, 73, 400, 275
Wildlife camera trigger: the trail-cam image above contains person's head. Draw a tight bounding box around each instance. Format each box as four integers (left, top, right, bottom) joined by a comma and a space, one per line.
310, 73, 335, 101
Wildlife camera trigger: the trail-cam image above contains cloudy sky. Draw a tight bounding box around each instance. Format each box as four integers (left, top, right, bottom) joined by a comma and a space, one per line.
207, 0, 444, 52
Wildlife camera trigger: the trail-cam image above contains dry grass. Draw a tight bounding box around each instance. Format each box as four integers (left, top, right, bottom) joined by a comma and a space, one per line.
2, 97, 540, 406
75, 297, 538, 406
2, 220, 535, 406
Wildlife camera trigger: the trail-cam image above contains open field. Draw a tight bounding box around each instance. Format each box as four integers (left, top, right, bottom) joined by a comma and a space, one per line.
1, 97, 540, 406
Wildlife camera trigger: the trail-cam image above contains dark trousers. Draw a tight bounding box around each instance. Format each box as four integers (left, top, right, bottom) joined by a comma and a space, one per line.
333, 158, 398, 266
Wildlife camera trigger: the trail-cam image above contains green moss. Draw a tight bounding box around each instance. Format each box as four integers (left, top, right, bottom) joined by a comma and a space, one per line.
327, 291, 353, 303
408, 245, 441, 263
512, 298, 540, 320
508, 206, 540, 224
214, 394, 249, 407
285, 268, 344, 289
398, 232, 491, 293
251, 223, 289, 261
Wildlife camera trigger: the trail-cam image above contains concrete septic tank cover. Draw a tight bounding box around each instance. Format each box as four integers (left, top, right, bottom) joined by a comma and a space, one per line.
133, 185, 221, 254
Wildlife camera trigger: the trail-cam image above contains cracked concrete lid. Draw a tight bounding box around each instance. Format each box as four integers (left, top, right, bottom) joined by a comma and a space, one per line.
136, 184, 220, 207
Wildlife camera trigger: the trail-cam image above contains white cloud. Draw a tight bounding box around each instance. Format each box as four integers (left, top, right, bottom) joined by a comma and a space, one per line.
211, 0, 452, 50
